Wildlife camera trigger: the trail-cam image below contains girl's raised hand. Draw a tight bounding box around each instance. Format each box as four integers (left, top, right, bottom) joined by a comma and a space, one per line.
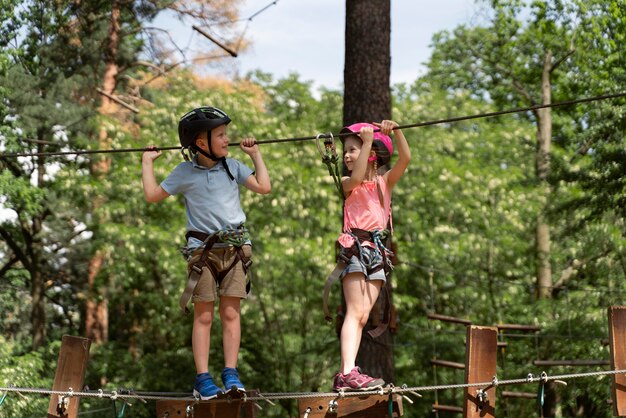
373, 120, 398, 136
359, 126, 374, 144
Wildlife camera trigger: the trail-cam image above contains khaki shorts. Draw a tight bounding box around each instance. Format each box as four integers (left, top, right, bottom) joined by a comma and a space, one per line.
186, 245, 252, 303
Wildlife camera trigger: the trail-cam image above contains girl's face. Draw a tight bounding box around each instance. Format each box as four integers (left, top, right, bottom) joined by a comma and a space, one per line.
343, 136, 362, 171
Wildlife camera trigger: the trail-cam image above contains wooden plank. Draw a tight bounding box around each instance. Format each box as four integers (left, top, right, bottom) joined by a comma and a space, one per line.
432, 403, 463, 413
240, 389, 258, 418
496, 323, 540, 332
297, 394, 403, 417
463, 326, 497, 418
501, 391, 536, 399
427, 312, 472, 326
155, 389, 259, 417
608, 306, 626, 416
533, 359, 609, 367
431, 358, 465, 370
156, 399, 242, 418
47, 336, 91, 418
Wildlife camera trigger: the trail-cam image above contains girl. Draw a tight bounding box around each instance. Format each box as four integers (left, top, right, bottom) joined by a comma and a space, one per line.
332, 120, 411, 391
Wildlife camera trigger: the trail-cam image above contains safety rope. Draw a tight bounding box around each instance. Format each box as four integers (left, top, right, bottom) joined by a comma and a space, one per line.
2, 91, 625, 159
1, 368, 624, 403
315, 133, 343, 199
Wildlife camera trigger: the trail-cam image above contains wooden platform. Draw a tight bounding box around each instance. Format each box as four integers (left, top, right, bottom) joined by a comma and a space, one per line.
155, 390, 258, 418
298, 393, 403, 417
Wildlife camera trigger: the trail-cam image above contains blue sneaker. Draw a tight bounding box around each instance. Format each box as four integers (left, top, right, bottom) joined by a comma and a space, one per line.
221, 367, 245, 392
193, 373, 224, 400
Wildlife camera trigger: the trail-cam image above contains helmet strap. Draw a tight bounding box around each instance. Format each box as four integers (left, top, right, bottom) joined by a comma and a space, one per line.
189, 144, 235, 181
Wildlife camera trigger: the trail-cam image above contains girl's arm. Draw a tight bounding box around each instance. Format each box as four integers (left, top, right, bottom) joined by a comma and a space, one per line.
342, 126, 374, 194
377, 120, 411, 189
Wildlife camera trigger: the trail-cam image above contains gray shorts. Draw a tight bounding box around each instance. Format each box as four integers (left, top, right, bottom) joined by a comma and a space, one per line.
339, 246, 387, 282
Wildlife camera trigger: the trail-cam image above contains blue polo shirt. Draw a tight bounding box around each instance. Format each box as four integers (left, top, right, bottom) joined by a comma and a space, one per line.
161, 157, 253, 248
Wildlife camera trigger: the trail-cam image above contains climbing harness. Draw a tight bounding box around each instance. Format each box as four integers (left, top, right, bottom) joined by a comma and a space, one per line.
315, 132, 343, 199
179, 225, 252, 313
323, 228, 394, 338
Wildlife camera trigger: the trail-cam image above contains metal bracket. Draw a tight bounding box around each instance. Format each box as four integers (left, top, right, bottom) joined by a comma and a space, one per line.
328, 398, 339, 413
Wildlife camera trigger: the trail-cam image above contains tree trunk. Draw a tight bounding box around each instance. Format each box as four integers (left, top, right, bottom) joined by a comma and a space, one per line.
31, 131, 47, 349
535, 50, 553, 299
85, 0, 120, 343
343, 0, 391, 126
343, 0, 394, 384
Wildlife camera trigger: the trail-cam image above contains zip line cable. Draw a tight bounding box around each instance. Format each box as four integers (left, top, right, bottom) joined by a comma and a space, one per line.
1, 91, 625, 159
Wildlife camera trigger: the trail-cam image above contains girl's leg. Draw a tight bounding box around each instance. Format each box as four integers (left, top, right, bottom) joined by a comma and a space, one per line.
340, 273, 382, 374
193, 301, 215, 374
220, 296, 242, 368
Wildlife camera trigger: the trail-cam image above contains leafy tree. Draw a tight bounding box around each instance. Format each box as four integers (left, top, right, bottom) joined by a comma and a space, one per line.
0, 0, 96, 350
427, 0, 579, 299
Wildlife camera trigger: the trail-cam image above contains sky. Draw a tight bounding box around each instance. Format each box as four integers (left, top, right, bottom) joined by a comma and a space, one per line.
154, 0, 484, 90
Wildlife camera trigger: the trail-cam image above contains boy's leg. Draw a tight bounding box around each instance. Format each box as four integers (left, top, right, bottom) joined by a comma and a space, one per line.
220, 296, 245, 391
193, 301, 215, 374
219, 296, 241, 368
340, 273, 382, 374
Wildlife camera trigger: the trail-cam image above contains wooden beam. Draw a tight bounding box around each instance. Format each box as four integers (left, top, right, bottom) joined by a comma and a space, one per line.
502, 391, 536, 399
297, 394, 403, 417
533, 359, 609, 367
156, 399, 242, 418
155, 390, 258, 418
427, 312, 472, 326
496, 323, 540, 332
46, 335, 91, 418
463, 326, 497, 418
431, 358, 465, 370
608, 306, 626, 416
432, 403, 463, 413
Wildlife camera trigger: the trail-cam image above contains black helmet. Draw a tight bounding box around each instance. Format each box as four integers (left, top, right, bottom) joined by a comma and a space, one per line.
178, 106, 231, 148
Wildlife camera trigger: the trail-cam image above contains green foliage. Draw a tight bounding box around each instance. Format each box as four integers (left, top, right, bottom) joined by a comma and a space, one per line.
2, 1, 626, 417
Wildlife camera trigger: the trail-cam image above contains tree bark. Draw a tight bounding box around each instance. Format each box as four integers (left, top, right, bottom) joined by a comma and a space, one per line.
31, 133, 47, 349
535, 50, 553, 299
343, 0, 391, 126
85, 0, 120, 343
342, 0, 394, 384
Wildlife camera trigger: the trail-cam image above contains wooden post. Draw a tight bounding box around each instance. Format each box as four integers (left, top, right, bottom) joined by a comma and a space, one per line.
463, 326, 497, 418
46, 335, 91, 418
297, 393, 403, 417
608, 306, 626, 416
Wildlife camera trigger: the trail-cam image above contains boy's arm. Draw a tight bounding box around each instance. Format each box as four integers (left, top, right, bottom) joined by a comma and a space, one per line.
240, 138, 271, 194
142, 150, 170, 202
378, 121, 411, 189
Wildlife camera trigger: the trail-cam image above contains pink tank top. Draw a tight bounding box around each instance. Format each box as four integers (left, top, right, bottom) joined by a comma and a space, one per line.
338, 177, 392, 249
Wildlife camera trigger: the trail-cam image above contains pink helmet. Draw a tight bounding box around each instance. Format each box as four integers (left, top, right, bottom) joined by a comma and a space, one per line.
340, 122, 393, 165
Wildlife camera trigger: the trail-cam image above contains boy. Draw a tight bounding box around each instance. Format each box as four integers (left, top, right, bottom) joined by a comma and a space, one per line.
142, 106, 271, 399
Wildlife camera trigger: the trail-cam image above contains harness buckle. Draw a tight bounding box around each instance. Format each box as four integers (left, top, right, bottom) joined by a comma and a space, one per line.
191, 263, 203, 274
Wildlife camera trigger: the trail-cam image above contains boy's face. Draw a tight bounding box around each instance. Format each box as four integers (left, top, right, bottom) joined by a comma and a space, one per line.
196, 124, 229, 158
